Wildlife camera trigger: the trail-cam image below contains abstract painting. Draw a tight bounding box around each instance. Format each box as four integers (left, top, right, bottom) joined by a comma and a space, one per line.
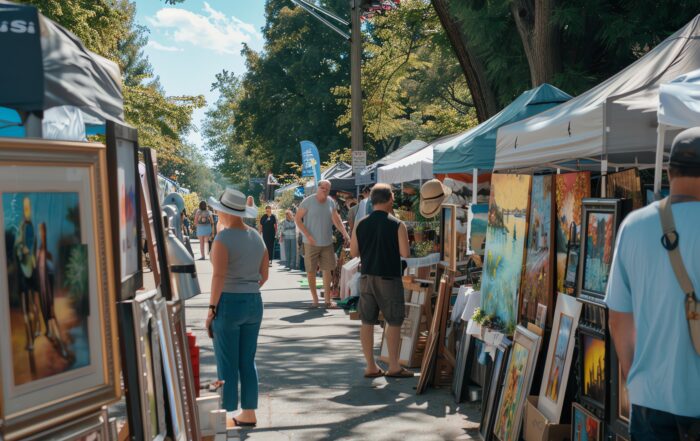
3, 192, 90, 386
572, 403, 602, 441
482, 174, 532, 331
520, 175, 554, 325
582, 212, 614, 294
606, 168, 642, 210
555, 172, 591, 292
493, 326, 540, 441
582, 333, 606, 408
470, 204, 488, 255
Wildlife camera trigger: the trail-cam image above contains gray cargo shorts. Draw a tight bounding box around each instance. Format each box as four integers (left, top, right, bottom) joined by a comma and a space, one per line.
358, 274, 405, 326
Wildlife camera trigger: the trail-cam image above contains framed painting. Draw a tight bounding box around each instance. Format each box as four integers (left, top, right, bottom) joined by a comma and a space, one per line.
120, 290, 167, 441
481, 174, 532, 332
579, 327, 607, 413
154, 297, 187, 441
168, 300, 201, 441
606, 168, 642, 210
609, 341, 631, 436
563, 224, 580, 290
0, 139, 120, 440
555, 172, 591, 292
572, 402, 603, 441
537, 294, 582, 423
470, 203, 488, 255
577, 199, 621, 304
23, 407, 109, 440
492, 325, 541, 441
140, 148, 173, 300
440, 204, 457, 271
479, 337, 511, 441
519, 175, 554, 326
106, 120, 142, 300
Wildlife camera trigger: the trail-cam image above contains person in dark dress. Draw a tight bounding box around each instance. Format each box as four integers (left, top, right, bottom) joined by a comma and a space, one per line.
259, 206, 277, 266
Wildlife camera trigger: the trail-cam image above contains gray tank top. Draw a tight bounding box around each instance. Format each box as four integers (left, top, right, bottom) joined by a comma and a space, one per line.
214, 227, 266, 293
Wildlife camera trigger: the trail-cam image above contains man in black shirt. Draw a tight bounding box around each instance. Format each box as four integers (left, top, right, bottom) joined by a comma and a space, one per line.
259, 205, 277, 266
350, 184, 412, 378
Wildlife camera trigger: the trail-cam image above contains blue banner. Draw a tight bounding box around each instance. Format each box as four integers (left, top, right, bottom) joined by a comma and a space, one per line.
300, 140, 321, 182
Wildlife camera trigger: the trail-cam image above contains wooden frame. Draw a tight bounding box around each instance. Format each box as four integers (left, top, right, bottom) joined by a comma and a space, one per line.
168, 300, 201, 441
571, 402, 603, 441
140, 147, 173, 300
0, 139, 120, 440
492, 325, 541, 441
440, 205, 457, 271
106, 120, 143, 300
121, 290, 167, 441
479, 337, 512, 441
416, 273, 451, 394
578, 326, 608, 415
23, 407, 110, 440
537, 293, 582, 423
609, 341, 630, 437
576, 198, 621, 305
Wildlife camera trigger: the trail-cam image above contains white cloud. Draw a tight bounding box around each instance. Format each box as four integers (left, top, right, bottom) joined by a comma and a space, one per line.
146, 40, 183, 52
148, 2, 261, 55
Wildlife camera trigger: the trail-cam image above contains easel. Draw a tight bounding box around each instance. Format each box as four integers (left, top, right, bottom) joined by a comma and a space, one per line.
417, 268, 456, 394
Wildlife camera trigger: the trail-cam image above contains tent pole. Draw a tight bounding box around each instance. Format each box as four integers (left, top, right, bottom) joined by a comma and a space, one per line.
654, 124, 666, 198
25, 112, 43, 138
601, 157, 608, 198
472, 168, 478, 205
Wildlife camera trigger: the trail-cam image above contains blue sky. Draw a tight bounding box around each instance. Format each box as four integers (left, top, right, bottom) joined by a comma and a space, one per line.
133, 1, 266, 154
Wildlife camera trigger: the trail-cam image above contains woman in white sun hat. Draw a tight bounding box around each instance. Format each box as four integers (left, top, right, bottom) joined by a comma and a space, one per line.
205, 188, 267, 428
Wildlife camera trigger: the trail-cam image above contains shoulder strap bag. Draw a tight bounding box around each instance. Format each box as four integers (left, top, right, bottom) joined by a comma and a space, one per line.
658, 197, 700, 356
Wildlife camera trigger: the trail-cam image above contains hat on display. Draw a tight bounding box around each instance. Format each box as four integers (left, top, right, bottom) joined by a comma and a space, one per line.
419, 179, 452, 218
670, 127, 700, 168
208, 189, 258, 218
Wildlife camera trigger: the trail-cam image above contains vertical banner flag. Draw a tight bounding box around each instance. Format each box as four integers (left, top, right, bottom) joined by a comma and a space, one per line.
300, 140, 322, 183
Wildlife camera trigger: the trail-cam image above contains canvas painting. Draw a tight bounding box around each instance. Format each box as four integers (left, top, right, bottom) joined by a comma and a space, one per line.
545, 313, 573, 403
583, 334, 606, 406
470, 204, 488, 255
606, 168, 642, 210
555, 172, 591, 292
520, 175, 554, 325
3, 192, 90, 386
535, 304, 547, 330
572, 403, 602, 441
481, 174, 532, 330
564, 242, 580, 289
583, 212, 615, 294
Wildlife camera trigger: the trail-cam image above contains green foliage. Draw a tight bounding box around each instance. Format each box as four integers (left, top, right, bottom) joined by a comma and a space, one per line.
412, 240, 434, 257
276, 189, 297, 210
64, 245, 88, 316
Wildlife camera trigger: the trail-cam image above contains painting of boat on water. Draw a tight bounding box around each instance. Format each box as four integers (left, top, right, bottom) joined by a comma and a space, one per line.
481, 174, 531, 331
555, 172, 591, 292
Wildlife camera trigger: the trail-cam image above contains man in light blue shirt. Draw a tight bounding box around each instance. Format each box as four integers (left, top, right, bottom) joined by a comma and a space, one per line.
606, 128, 700, 440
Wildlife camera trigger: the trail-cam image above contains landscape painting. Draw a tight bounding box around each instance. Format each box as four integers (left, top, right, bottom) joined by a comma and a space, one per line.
555, 172, 591, 292
493, 341, 529, 441
481, 174, 531, 331
470, 204, 488, 255
545, 313, 573, 402
572, 403, 601, 441
583, 211, 615, 295
583, 334, 606, 406
520, 175, 554, 325
3, 192, 90, 386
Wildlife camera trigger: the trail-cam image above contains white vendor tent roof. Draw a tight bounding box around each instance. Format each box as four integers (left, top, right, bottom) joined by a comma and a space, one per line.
495, 14, 700, 172
377, 133, 459, 184
658, 68, 700, 128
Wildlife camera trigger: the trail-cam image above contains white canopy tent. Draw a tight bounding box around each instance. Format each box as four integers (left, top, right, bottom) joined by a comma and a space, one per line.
654, 69, 700, 193
377, 145, 433, 184
495, 15, 700, 182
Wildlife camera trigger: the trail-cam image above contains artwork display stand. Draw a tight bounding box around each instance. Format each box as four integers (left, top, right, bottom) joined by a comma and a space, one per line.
379, 279, 434, 368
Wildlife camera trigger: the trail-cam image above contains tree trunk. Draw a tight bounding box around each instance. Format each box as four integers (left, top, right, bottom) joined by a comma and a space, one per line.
511, 0, 561, 87
431, 0, 499, 122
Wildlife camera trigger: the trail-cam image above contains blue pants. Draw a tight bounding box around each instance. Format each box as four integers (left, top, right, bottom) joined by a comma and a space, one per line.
284, 238, 297, 269
631, 404, 700, 441
212, 293, 263, 411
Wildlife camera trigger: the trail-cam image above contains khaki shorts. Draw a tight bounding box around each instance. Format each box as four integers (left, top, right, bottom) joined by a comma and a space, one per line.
304, 244, 337, 272
359, 275, 405, 326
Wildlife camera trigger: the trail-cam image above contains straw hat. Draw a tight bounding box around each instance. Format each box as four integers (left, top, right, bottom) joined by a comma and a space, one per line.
208, 189, 258, 218
419, 179, 452, 218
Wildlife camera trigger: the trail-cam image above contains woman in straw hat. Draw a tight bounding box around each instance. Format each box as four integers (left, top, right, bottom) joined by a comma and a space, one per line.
205, 188, 268, 428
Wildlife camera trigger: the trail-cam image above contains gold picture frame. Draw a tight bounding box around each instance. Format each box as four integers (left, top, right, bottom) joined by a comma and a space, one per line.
23, 407, 109, 440
0, 138, 120, 440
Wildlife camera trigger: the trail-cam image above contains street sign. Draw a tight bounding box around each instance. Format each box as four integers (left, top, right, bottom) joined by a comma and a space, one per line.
352, 150, 366, 174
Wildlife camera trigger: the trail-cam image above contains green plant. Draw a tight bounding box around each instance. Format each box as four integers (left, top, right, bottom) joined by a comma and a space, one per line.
413, 241, 434, 257
64, 244, 89, 317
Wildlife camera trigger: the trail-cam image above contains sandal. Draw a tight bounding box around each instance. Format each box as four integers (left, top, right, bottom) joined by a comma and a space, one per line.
207, 381, 223, 392
385, 368, 415, 378
364, 369, 385, 378
324, 303, 340, 309
232, 417, 257, 428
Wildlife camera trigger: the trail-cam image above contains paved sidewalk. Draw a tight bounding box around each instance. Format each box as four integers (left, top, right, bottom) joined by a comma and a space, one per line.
189, 248, 480, 441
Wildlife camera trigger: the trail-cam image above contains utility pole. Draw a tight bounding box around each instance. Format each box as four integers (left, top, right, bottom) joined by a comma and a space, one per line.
350, 0, 363, 153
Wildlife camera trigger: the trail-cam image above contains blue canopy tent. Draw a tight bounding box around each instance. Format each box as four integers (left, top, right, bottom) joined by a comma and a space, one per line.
432, 84, 571, 202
